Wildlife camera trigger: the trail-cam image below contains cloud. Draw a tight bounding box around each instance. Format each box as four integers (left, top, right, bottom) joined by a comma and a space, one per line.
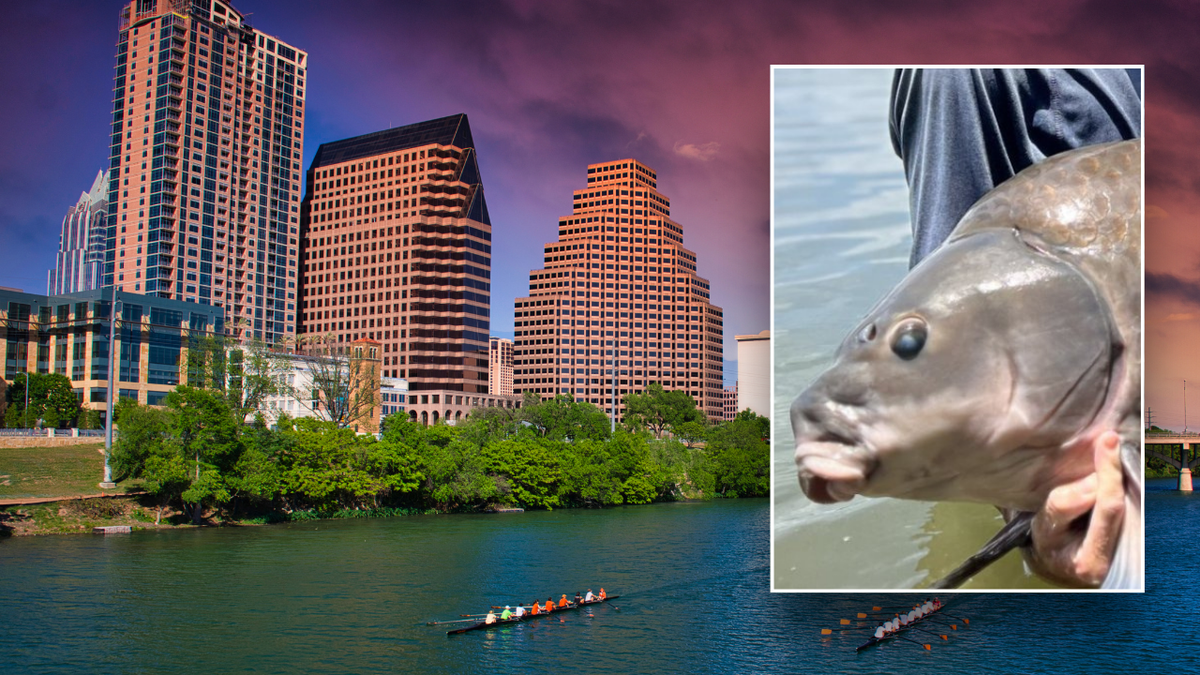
1166, 313, 1200, 322
1147, 272, 1200, 306
1147, 204, 1169, 219
673, 141, 720, 161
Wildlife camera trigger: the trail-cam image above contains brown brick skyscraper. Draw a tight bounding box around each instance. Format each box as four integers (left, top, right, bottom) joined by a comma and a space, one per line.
513, 159, 724, 421
298, 114, 493, 401
106, 0, 306, 343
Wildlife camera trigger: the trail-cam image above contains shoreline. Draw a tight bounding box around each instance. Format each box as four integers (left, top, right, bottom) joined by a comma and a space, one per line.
1, 492, 755, 538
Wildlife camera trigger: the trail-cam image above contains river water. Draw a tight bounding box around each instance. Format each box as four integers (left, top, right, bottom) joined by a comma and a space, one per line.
771, 67, 1045, 589
2, 491, 1188, 673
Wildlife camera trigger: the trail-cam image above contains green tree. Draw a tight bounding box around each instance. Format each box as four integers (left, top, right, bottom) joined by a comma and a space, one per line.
109, 400, 180, 523
520, 393, 611, 442
483, 437, 564, 509
3, 373, 81, 428
163, 386, 244, 523
705, 416, 770, 498
622, 383, 704, 439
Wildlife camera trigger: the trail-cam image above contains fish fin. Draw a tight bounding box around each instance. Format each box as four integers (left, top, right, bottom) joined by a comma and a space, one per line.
1101, 440, 1143, 589
930, 511, 1034, 589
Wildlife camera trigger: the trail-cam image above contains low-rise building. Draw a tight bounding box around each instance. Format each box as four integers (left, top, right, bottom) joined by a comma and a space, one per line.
723, 383, 738, 421
0, 287, 223, 424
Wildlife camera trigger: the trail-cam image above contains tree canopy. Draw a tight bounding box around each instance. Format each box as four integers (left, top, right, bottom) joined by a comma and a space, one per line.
107, 385, 769, 522
3, 372, 81, 428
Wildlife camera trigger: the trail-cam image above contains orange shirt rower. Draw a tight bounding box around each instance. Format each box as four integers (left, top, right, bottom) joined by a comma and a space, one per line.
558, 594, 570, 609
598, 588, 607, 600
545, 597, 555, 612
530, 601, 540, 616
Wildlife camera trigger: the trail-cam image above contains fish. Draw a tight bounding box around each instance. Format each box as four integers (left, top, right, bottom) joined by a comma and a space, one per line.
790, 139, 1142, 589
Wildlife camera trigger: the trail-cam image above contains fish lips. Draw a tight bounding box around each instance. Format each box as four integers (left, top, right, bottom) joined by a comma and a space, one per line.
794, 434, 877, 504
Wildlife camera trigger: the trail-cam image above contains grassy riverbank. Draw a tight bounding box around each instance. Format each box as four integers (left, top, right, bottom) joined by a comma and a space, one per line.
0, 443, 142, 500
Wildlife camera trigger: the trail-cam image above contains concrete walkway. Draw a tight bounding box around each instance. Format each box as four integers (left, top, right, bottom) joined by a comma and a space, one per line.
0, 491, 146, 507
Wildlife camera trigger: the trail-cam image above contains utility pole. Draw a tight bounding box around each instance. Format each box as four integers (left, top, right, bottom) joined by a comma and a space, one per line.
101, 286, 121, 489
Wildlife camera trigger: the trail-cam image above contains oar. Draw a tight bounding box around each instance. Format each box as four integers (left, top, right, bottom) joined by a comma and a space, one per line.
426, 618, 480, 626
821, 626, 874, 635
905, 626, 950, 641
893, 635, 933, 651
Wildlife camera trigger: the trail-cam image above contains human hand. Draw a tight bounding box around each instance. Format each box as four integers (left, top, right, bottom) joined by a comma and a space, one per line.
1024, 430, 1125, 588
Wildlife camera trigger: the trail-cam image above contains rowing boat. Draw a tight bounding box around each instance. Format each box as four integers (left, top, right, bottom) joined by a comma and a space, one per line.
446, 595, 620, 635
855, 604, 944, 652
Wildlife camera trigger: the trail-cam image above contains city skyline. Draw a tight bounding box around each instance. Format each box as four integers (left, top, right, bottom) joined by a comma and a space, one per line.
5, 1, 1196, 402
0, 1, 775, 379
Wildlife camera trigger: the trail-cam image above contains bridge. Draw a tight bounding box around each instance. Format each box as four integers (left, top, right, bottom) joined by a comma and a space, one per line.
1145, 432, 1200, 491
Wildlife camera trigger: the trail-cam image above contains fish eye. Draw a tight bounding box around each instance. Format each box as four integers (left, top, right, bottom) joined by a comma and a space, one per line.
890, 321, 927, 360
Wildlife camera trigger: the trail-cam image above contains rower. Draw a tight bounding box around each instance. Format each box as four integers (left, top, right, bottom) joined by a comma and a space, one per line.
585, 589, 595, 602
575, 591, 583, 606
545, 597, 555, 613
485, 610, 497, 625
514, 604, 526, 618
500, 606, 513, 621
874, 626, 885, 639
598, 588, 607, 600
558, 594, 570, 609
530, 601, 541, 616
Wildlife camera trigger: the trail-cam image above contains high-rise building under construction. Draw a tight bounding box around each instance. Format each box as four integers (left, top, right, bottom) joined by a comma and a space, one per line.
105, 0, 306, 343
512, 159, 724, 421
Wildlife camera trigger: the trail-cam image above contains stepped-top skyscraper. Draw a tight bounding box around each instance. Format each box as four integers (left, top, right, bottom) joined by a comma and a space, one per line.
48, 170, 109, 295
512, 159, 725, 421
106, 0, 306, 343
299, 114, 501, 422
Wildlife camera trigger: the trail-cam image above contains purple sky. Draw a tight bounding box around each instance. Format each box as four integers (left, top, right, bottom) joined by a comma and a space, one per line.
0, 0, 1192, 396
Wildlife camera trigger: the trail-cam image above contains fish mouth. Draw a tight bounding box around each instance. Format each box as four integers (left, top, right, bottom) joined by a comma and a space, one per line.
794, 432, 875, 504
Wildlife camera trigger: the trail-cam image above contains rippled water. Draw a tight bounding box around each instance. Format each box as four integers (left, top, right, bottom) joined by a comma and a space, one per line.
771, 68, 1045, 589
2, 491, 1188, 673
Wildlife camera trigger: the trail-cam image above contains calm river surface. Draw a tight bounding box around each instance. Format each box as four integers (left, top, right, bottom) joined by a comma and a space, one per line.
1, 493, 1187, 674
771, 67, 1043, 589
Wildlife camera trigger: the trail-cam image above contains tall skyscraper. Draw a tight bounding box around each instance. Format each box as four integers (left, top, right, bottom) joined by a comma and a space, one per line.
299, 114, 501, 422
512, 159, 725, 421
48, 170, 109, 295
489, 337, 513, 395
106, 0, 306, 343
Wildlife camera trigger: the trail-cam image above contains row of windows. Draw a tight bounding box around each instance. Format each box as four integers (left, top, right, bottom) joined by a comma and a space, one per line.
314, 149, 432, 181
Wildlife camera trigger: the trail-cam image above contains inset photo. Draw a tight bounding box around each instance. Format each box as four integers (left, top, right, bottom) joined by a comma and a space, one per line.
770, 67, 1143, 591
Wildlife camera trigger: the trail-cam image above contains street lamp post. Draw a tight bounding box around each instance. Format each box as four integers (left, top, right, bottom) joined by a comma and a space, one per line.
100, 286, 121, 489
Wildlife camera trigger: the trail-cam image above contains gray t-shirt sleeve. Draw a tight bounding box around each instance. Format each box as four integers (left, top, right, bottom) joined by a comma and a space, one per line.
890, 68, 1141, 267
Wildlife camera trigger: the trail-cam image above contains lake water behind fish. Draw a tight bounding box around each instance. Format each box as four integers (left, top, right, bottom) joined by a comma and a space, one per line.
772, 68, 1046, 589
2, 491, 1187, 673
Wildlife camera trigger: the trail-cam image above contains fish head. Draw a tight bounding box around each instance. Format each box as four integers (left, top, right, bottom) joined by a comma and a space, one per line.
793, 227, 1115, 510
